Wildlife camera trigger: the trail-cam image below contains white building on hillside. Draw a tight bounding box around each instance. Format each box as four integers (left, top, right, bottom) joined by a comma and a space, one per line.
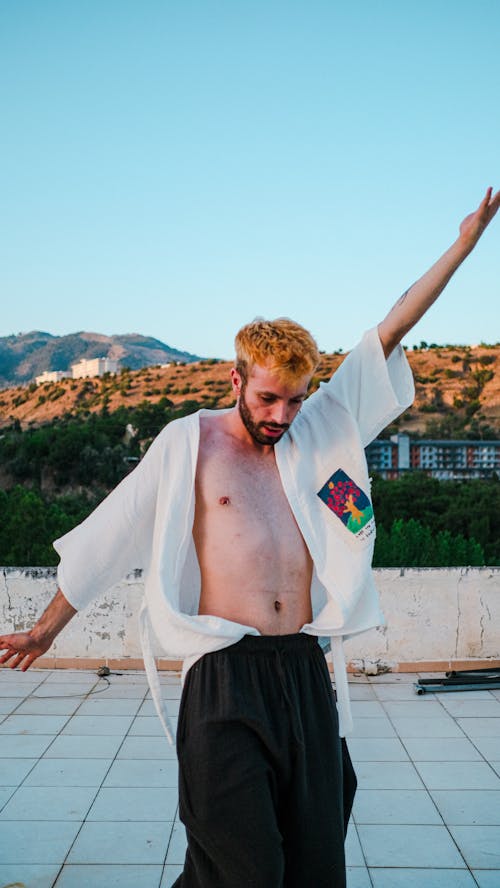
70, 357, 119, 379
35, 370, 71, 385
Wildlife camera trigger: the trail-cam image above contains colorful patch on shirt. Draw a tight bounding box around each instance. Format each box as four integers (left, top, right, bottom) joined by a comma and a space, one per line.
317, 469, 374, 535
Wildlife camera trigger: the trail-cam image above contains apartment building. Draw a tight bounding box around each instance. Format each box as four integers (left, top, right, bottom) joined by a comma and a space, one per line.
366, 434, 500, 479
70, 357, 119, 379
35, 370, 71, 385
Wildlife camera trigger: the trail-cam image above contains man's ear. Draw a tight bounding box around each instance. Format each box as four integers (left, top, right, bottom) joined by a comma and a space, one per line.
230, 367, 242, 396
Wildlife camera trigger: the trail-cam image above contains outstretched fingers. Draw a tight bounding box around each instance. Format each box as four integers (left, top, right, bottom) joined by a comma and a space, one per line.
487, 188, 500, 221
0, 638, 31, 670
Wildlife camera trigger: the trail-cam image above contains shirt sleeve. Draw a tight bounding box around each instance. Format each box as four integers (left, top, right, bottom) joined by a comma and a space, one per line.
317, 326, 415, 447
52, 423, 169, 611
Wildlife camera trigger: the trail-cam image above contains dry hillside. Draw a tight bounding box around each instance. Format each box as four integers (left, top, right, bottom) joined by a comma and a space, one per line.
1, 346, 499, 437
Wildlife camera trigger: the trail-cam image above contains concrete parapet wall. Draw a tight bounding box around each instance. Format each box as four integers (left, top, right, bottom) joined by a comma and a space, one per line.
1, 567, 499, 672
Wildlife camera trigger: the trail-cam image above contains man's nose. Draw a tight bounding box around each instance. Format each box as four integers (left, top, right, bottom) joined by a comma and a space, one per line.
269, 402, 288, 425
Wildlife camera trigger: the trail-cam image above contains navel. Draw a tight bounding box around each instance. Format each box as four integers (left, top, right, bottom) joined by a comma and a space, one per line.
274, 600, 282, 612
219, 496, 231, 506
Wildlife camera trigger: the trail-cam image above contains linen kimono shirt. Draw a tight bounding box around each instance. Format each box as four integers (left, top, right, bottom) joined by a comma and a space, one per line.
53, 327, 415, 742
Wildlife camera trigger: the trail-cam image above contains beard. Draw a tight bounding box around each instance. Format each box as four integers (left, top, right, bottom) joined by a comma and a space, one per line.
238, 385, 289, 446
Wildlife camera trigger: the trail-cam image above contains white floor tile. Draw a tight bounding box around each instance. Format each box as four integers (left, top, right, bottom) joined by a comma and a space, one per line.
449, 825, 500, 868
431, 789, 500, 825
470, 737, 500, 759
24, 757, 112, 787
67, 820, 173, 864
77, 697, 142, 716
351, 718, 397, 738
16, 697, 81, 715
0, 733, 54, 757
439, 698, 500, 718
354, 761, 425, 790
0, 784, 97, 821
161, 863, 183, 887
0, 696, 24, 713
33, 683, 100, 697
54, 863, 163, 887
353, 789, 442, 825
351, 701, 389, 717
346, 866, 372, 887
87, 786, 178, 821
457, 717, 500, 738
0, 682, 44, 697
345, 823, 365, 866
414, 761, 500, 790
401, 737, 483, 762
118, 737, 177, 759
128, 716, 165, 736
0, 819, 82, 863
390, 716, 464, 738
347, 684, 378, 701
0, 713, 70, 734
43, 734, 123, 759
370, 868, 476, 887
103, 758, 179, 788
381, 700, 446, 718
349, 738, 410, 761
0, 786, 16, 810
473, 871, 500, 888
96, 686, 148, 699
61, 714, 134, 735
373, 684, 422, 702
358, 824, 464, 868
0, 756, 38, 785
0, 863, 61, 888
43, 671, 100, 683
165, 821, 187, 865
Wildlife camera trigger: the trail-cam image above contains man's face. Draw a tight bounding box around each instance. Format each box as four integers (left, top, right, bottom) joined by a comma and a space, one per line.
233, 363, 310, 446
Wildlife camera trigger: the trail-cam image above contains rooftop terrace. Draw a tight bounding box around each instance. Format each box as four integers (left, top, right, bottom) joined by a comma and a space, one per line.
0, 667, 499, 887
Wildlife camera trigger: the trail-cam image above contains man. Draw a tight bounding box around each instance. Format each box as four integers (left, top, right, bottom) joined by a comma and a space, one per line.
1, 188, 499, 886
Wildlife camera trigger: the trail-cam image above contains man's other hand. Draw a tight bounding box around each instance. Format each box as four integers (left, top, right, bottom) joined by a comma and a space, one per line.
0, 631, 54, 671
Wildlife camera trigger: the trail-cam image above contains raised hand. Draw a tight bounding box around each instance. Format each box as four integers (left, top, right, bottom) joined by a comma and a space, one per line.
458, 187, 500, 252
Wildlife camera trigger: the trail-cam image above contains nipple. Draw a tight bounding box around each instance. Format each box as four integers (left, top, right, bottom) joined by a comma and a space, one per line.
219, 496, 231, 505
274, 600, 282, 612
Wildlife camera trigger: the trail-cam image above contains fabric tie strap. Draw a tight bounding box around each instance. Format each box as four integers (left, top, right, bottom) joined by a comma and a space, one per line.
139, 600, 175, 745
331, 636, 353, 737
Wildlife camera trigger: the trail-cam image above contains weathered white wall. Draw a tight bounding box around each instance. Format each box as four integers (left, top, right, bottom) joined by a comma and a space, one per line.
1, 567, 499, 668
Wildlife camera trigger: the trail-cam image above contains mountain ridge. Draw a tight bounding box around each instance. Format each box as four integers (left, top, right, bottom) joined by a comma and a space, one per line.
1, 342, 499, 439
0, 330, 202, 388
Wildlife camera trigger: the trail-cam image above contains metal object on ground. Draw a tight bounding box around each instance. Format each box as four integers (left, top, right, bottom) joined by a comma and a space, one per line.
415, 667, 500, 695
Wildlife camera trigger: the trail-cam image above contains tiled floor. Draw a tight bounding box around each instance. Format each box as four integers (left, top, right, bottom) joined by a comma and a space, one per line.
0, 667, 499, 887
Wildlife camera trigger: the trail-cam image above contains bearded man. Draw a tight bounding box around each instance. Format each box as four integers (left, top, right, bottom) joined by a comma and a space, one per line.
1, 188, 498, 887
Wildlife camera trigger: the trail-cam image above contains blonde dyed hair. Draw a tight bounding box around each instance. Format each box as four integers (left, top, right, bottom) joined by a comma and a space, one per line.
235, 317, 320, 384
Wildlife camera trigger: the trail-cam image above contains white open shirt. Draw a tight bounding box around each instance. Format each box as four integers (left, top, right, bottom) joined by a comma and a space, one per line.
54, 327, 415, 743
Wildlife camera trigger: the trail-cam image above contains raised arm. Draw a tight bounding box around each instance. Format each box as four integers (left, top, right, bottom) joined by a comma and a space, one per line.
378, 187, 500, 358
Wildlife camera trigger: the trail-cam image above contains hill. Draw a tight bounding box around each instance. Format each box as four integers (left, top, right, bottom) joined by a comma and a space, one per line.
0, 343, 499, 437
0, 330, 202, 388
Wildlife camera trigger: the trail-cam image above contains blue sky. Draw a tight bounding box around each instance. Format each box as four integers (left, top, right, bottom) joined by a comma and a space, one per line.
1, 0, 499, 359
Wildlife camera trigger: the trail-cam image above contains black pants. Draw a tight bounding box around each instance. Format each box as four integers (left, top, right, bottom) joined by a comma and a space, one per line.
173, 632, 357, 888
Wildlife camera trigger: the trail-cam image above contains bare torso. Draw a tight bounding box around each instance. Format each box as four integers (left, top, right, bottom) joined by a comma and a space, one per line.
193, 413, 313, 634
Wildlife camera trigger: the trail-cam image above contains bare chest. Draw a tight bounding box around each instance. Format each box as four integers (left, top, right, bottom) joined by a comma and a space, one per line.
196, 437, 296, 534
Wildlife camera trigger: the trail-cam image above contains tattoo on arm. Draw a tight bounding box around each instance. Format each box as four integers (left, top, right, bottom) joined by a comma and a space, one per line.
392, 283, 414, 312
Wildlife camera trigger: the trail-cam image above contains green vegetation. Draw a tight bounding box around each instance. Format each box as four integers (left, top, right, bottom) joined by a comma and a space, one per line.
0, 486, 100, 566
371, 472, 499, 565
1, 407, 499, 567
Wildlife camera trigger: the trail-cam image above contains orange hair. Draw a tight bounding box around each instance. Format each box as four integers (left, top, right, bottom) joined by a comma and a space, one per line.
235, 317, 319, 384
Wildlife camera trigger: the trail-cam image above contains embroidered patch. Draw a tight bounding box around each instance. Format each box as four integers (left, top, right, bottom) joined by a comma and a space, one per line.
317, 469, 374, 535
